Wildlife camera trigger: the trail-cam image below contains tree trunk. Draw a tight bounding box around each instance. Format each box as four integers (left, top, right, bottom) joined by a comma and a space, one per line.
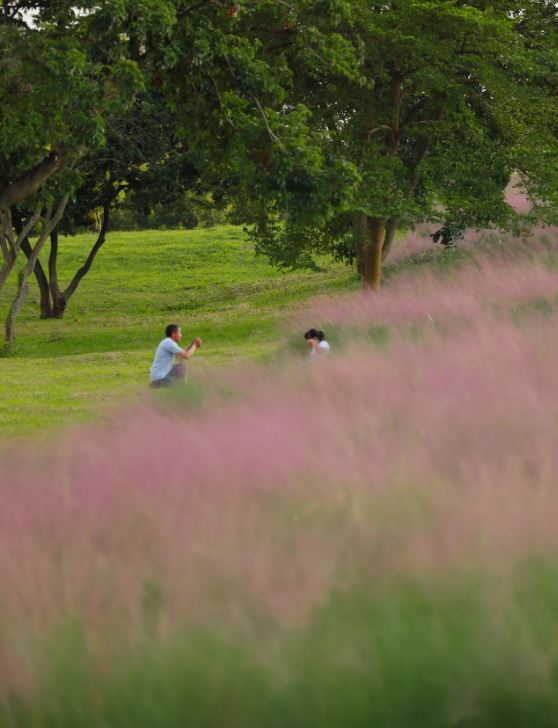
353, 212, 367, 277
364, 217, 386, 290
0, 251, 16, 292
57, 201, 110, 313
48, 228, 65, 318
0, 230, 9, 261
5, 270, 29, 345
13, 208, 54, 319
354, 213, 387, 290
381, 218, 398, 262
52, 294, 67, 319
0, 206, 42, 295
4, 196, 69, 343
20, 237, 53, 318
15, 199, 111, 322
0, 150, 72, 210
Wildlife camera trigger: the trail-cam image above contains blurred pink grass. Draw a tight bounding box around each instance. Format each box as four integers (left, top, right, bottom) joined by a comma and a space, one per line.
505, 180, 533, 215
387, 179, 536, 264
2, 235, 558, 692
304, 232, 558, 331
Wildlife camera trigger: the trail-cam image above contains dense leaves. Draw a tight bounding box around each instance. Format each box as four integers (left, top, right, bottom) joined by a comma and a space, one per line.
184, 1, 558, 287
3, 1, 558, 295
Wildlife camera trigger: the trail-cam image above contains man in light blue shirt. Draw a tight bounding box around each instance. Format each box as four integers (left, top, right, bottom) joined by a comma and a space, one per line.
150, 323, 202, 387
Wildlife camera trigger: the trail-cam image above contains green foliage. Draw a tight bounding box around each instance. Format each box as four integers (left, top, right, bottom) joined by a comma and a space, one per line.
54, 90, 201, 234
109, 191, 229, 231
0, 0, 187, 209
192, 0, 558, 270
4, 0, 558, 269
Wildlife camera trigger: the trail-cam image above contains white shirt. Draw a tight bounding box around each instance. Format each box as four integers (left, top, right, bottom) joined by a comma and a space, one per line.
150, 337, 183, 381
310, 340, 331, 358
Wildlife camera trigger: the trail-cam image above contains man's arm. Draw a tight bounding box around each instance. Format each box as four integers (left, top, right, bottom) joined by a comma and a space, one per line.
176, 337, 202, 359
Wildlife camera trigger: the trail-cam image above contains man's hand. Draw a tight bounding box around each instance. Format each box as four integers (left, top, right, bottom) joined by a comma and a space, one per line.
179, 337, 202, 360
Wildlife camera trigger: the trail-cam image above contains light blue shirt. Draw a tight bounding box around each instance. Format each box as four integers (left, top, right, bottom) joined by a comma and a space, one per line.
150, 337, 183, 382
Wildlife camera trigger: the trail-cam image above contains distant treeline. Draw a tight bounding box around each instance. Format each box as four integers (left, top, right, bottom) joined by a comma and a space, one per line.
99, 192, 229, 232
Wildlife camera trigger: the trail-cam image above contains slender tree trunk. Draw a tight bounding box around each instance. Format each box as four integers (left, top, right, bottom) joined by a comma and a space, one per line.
13, 209, 54, 319
51, 296, 67, 319
0, 230, 9, 261
11, 199, 111, 322
5, 196, 69, 344
5, 270, 30, 344
0, 206, 42, 295
48, 228, 66, 319
20, 237, 53, 318
52, 201, 110, 318
0, 251, 16, 292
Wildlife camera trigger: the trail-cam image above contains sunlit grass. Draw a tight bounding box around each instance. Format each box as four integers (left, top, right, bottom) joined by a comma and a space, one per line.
0, 226, 357, 437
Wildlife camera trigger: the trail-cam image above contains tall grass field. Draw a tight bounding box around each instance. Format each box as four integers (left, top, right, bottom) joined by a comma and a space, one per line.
2, 222, 558, 726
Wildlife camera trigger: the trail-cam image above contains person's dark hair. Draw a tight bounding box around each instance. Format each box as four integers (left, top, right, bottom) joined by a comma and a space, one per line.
166, 323, 180, 338
304, 328, 325, 341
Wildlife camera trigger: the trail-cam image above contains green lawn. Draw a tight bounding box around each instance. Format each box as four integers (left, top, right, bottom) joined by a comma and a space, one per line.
0, 226, 357, 437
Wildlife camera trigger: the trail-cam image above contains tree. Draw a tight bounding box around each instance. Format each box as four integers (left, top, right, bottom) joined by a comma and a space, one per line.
14, 91, 199, 319
0, 1, 186, 340
0, 4, 115, 315
2, 0, 280, 327
209, 1, 558, 289
2, 194, 69, 344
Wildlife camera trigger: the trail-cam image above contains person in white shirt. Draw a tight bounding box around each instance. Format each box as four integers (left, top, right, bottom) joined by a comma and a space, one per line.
150, 323, 202, 387
304, 328, 331, 358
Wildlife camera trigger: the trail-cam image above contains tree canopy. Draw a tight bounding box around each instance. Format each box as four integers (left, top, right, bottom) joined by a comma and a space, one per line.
183, 0, 558, 288
2, 0, 558, 315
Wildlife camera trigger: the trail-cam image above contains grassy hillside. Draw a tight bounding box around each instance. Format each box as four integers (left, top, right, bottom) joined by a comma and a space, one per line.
0, 226, 357, 437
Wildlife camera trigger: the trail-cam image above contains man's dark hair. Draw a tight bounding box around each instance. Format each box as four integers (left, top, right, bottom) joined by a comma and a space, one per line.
166, 323, 180, 338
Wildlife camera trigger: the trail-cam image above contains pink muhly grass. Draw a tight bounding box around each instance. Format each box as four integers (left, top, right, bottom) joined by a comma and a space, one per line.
2, 245, 558, 695
387, 226, 436, 263
505, 180, 533, 215
388, 221, 557, 271
302, 237, 558, 335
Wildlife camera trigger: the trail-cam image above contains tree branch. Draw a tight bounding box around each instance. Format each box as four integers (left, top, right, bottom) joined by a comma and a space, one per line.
408, 105, 445, 196
251, 95, 281, 144
0, 232, 8, 261
0, 150, 72, 210
63, 201, 110, 299
367, 124, 391, 142
48, 228, 61, 300
1, 205, 42, 254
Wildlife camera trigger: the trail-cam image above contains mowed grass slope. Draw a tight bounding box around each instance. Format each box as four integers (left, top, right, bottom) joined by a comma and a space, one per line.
0, 226, 356, 437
